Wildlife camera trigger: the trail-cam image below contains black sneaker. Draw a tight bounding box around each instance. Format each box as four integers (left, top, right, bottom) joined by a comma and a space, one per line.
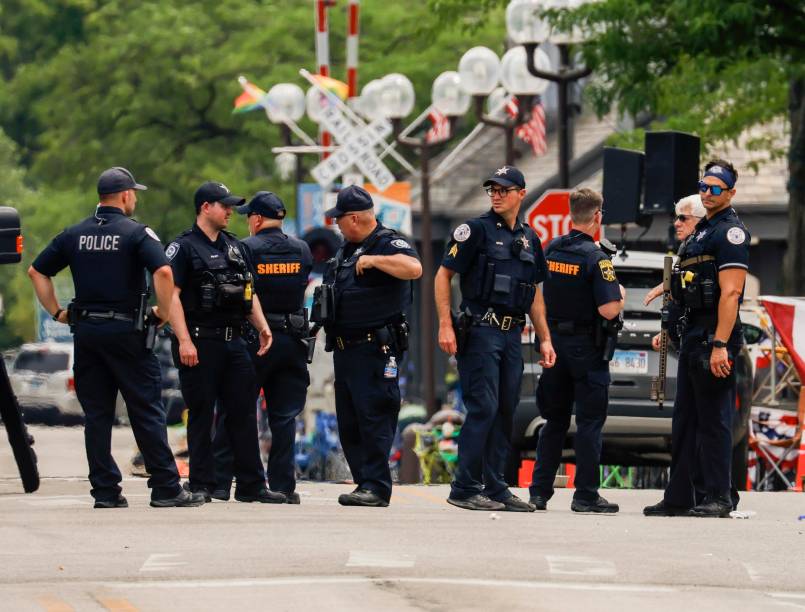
529, 495, 548, 511
643, 499, 689, 517
338, 488, 389, 507
234, 488, 287, 504
150, 489, 206, 508
689, 498, 732, 518
499, 495, 536, 512
182, 481, 211, 503
571, 496, 619, 514
94, 495, 128, 509
446, 494, 505, 511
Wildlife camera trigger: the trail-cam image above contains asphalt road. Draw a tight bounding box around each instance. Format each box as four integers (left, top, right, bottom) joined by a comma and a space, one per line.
1, 425, 804, 611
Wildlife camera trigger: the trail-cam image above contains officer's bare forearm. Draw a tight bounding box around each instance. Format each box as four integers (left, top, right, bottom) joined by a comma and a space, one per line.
169, 287, 192, 343
371, 254, 423, 280
529, 286, 551, 343
434, 266, 455, 327
151, 265, 174, 321
248, 294, 270, 332
714, 269, 746, 342
28, 266, 61, 316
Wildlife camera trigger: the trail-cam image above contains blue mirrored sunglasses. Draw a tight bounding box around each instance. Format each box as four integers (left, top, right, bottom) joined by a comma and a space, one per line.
698, 181, 725, 196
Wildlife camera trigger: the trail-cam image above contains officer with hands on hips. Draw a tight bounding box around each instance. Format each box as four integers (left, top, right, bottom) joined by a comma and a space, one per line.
166, 181, 285, 504
234, 191, 313, 504
28, 167, 205, 508
528, 188, 625, 514
644, 158, 749, 518
436, 165, 555, 512
314, 185, 422, 507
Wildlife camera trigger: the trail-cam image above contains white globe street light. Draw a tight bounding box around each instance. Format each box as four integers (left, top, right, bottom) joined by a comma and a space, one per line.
506, 0, 550, 44
458, 46, 501, 96
266, 83, 306, 124
500, 46, 551, 95
305, 86, 329, 123
379, 73, 416, 119
432, 71, 471, 116
358, 78, 385, 120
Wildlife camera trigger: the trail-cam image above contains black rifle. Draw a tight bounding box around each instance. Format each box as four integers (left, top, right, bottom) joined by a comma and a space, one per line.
650, 255, 673, 409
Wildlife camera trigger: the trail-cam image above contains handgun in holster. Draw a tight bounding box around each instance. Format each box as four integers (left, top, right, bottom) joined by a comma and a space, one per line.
451, 309, 472, 355
66, 301, 78, 332
598, 313, 623, 362
393, 317, 410, 356
144, 310, 159, 351
302, 316, 320, 364
311, 284, 335, 325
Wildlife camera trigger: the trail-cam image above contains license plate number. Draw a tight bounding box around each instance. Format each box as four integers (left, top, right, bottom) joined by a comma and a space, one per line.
610, 350, 648, 375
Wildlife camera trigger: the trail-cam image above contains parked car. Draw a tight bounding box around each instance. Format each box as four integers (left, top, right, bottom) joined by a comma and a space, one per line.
512, 250, 757, 488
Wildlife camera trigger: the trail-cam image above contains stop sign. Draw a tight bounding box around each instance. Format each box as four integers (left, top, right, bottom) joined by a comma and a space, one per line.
525, 190, 600, 245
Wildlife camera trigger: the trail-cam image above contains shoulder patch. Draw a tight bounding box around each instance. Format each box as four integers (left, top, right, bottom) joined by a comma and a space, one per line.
165, 242, 180, 260
391, 239, 411, 249
145, 227, 160, 242
448, 243, 458, 258
453, 224, 471, 242
726, 227, 746, 245
598, 259, 616, 282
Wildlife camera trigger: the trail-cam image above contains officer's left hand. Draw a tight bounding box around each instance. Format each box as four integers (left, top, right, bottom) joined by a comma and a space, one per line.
356, 255, 375, 275
256, 327, 273, 356
539, 339, 556, 368
55, 310, 69, 325
150, 306, 168, 328
710, 346, 731, 378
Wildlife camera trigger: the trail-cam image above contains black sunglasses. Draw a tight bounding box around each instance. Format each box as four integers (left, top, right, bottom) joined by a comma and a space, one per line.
698, 181, 725, 196
675, 214, 696, 222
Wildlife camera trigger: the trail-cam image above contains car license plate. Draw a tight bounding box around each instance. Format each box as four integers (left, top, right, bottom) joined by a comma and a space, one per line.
610, 350, 648, 375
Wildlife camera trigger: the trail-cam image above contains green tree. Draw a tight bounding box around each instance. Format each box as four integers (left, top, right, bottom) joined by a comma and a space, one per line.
430, 0, 805, 293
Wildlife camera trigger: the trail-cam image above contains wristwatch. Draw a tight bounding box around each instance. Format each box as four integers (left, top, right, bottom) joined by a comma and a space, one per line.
52, 308, 64, 321
712, 339, 728, 349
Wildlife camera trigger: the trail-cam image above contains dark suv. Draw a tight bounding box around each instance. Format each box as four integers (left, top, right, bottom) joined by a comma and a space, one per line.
511, 250, 754, 487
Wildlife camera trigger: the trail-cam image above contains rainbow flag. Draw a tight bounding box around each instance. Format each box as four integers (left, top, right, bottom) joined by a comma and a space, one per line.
233, 77, 267, 114
310, 74, 349, 101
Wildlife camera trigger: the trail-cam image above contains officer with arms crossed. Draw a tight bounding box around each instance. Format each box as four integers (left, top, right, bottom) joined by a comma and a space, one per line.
166, 181, 284, 504
436, 165, 555, 512
314, 185, 422, 507
235, 191, 313, 504
28, 167, 204, 508
529, 188, 625, 513
644, 159, 749, 518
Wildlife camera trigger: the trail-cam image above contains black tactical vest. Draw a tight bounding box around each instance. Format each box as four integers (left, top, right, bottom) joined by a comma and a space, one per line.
242, 230, 310, 315
543, 233, 601, 324
459, 213, 541, 316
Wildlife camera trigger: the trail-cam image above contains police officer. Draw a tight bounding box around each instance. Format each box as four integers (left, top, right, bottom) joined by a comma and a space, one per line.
644, 159, 749, 518
235, 191, 313, 504
315, 185, 421, 507
28, 167, 204, 508
166, 181, 285, 504
528, 188, 624, 513
436, 165, 554, 512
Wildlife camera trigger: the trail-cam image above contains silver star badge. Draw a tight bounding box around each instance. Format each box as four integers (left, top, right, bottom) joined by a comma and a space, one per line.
495, 167, 508, 176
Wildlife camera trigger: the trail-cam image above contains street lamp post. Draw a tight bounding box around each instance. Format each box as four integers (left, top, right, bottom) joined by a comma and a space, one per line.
507, 0, 591, 188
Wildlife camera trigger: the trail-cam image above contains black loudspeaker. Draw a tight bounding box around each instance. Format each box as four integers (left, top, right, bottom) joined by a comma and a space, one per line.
643, 131, 701, 214
602, 147, 644, 225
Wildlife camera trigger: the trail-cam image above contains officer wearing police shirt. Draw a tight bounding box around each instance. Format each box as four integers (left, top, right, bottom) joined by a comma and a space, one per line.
644, 159, 749, 518
235, 191, 313, 504
166, 181, 285, 504
28, 167, 204, 509
436, 165, 555, 513
528, 188, 624, 514
318, 185, 421, 507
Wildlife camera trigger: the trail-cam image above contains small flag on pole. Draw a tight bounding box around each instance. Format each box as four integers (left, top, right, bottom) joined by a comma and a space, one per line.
425, 108, 451, 144
233, 77, 267, 114
506, 96, 547, 157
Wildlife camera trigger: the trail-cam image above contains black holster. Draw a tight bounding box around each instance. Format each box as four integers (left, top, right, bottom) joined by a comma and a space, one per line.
451, 310, 471, 355
597, 314, 623, 362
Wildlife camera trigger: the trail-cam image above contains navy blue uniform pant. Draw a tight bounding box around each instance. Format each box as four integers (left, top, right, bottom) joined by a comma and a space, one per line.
530, 334, 610, 503
74, 328, 180, 502
664, 334, 736, 507
213, 331, 309, 494
333, 341, 400, 502
172, 336, 265, 494
451, 325, 523, 502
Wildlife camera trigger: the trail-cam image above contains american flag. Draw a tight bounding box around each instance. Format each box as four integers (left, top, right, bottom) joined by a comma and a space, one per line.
506, 96, 547, 157
425, 108, 451, 144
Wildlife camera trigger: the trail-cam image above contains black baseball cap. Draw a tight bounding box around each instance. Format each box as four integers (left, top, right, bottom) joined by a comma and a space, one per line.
97, 167, 148, 195
324, 185, 374, 219
237, 191, 287, 219
193, 181, 245, 209
483, 165, 526, 189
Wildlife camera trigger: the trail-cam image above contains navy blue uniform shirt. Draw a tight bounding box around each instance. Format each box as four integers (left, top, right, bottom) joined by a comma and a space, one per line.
681, 207, 750, 273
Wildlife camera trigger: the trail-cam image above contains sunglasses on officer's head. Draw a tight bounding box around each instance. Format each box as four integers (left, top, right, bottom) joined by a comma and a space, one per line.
698, 181, 725, 196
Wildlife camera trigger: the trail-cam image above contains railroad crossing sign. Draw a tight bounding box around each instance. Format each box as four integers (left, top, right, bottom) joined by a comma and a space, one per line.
525, 190, 600, 245
310, 104, 395, 192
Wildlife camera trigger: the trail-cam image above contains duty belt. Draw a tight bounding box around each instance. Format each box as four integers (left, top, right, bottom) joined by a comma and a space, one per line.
678, 254, 715, 268
333, 330, 376, 350
80, 310, 134, 323
472, 309, 526, 331
548, 319, 596, 336
265, 313, 306, 334
189, 325, 240, 341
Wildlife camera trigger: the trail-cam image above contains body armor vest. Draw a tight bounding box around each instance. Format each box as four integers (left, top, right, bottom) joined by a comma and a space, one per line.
244, 233, 309, 315
543, 233, 601, 324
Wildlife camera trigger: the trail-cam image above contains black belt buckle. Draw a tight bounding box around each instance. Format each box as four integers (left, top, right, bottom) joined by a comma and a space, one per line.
501, 315, 512, 331
225, 327, 233, 341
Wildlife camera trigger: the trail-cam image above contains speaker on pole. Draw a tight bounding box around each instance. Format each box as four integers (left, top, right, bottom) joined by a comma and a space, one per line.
602, 147, 645, 225
643, 131, 701, 214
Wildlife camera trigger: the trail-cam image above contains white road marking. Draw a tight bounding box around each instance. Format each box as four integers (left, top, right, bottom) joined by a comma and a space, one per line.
546, 555, 616, 577
346, 551, 415, 568
139, 554, 187, 572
